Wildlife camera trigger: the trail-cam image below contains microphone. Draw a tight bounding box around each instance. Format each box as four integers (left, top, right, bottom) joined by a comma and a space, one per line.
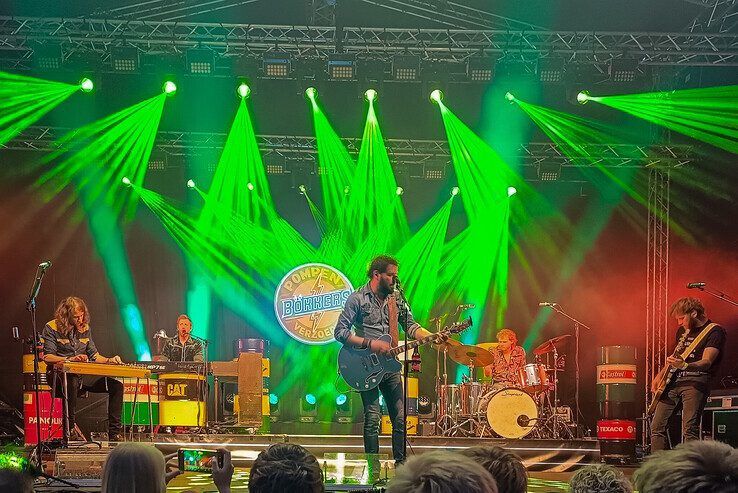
517, 415, 531, 427
457, 304, 475, 310
539, 302, 558, 307
686, 282, 705, 289
39, 260, 52, 270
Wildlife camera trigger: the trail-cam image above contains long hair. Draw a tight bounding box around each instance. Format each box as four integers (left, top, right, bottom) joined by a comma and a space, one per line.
54, 296, 90, 335
101, 443, 165, 493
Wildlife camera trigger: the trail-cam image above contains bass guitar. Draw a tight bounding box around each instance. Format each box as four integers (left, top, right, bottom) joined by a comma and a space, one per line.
338, 317, 472, 391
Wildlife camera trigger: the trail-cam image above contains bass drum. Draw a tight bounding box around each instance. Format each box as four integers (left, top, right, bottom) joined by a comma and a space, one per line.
478, 387, 538, 439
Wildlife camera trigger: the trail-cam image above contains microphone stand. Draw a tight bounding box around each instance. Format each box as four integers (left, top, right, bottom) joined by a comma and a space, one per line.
26, 263, 50, 467
394, 283, 410, 463
544, 304, 593, 438
692, 285, 738, 308
190, 334, 210, 434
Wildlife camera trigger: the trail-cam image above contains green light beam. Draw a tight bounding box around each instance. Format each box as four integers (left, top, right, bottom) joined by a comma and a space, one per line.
0, 71, 80, 146
589, 84, 738, 154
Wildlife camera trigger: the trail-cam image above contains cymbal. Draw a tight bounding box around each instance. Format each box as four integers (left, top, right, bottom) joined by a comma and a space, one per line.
448, 344, 494, 367
533, 334, 572, 356
476, 342, 499, 351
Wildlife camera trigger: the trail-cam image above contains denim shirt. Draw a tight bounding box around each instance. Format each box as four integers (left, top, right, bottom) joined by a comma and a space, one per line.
334, 282, 420, 344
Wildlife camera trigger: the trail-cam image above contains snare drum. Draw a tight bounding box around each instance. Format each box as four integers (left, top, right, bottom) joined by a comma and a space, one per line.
477, 387, 538, 439
518, 363, 549, 393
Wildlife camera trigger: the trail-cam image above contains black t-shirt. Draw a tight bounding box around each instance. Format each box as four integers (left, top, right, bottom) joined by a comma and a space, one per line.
674, 320, 726, 385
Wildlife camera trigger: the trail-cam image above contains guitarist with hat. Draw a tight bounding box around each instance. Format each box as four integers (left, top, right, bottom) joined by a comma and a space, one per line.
334, 255, 437, 464
650, 297, 726, 451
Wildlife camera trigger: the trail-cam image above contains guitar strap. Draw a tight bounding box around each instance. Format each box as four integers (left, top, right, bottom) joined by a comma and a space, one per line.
388, 295, 399, 347
677, 322, 718, 363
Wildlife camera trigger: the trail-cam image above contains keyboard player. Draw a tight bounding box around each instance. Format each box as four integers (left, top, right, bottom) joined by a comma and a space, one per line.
41, 296, 124, 441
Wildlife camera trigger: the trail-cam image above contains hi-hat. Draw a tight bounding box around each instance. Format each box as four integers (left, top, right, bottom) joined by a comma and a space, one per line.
448, 344, 494, 367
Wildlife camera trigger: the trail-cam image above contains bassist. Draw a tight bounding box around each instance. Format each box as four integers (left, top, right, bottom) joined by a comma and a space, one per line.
650, 297, 725, 451
334, 255, 434, 464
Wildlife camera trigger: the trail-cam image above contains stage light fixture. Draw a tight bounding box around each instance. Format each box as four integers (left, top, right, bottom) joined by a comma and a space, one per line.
246, 182, 254, 191
576, 90, 590, 104
268, 393, 281, 421
467, 57, 493, 82
300, 393, 317, 423
537, 58, 565, 83
163, 81, 177, 95
343, 185, 350, 195
121, 176, 131, 186
186, 179, 196, 189
504, 92, 516, 103
507, 186, 517, 197
396, 186, 404, 196
298, 184, 307, 194
305, 87, 317, 100
79, 77, 94, 93
186, 47, 215, 75
393, 54, 421, 81
364, 88, 377, 102
537, 163, 561, 182
328, 54, 356, 80
335, 393, 353, 423
33, 43, 63, 70
610, 59, 639, 83
429, 89, 444, 103
237, 83, 251, 99
263, 52, 292, 78
111, 46, 139, 72
451, 186, 460, 196
424, 165, 445, 180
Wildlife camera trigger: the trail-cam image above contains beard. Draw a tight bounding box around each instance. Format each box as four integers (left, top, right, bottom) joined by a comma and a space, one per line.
379, 278, 395, 296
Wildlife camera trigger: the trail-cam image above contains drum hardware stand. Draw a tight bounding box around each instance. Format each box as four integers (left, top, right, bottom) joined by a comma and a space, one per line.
540, 304, 593, 438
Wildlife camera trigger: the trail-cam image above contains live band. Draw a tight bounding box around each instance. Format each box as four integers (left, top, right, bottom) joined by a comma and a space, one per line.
40, 255, 725, 458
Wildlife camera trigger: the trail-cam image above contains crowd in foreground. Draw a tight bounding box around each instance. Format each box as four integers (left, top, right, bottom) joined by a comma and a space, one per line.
1, 439, 737, 492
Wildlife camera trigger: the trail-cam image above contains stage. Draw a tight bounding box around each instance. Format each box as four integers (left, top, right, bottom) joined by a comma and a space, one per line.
35, 433, 606, 492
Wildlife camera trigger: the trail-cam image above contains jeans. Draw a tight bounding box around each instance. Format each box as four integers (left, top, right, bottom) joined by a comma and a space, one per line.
359, 372, 405, 462
51, 372, 124, 436
650, 382, 707, 452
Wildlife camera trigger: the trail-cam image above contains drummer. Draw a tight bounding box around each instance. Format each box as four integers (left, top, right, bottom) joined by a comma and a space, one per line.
483, 329, 526, 386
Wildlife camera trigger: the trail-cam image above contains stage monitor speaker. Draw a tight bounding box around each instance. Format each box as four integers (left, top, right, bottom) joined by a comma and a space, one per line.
713, 410, 738, 447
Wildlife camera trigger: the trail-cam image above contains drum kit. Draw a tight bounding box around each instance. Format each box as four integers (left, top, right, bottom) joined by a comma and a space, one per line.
434, 334, 576, 439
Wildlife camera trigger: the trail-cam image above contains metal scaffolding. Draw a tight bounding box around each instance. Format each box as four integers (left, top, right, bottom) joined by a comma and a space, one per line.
1, 16, 738, 68
1, 126, 695, 173
644, 167, 671, 451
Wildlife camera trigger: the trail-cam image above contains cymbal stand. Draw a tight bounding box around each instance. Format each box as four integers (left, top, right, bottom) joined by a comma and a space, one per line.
535, 347, 574, 439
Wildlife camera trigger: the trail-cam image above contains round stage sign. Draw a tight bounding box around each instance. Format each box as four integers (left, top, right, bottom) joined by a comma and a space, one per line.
274, 263, 354, 345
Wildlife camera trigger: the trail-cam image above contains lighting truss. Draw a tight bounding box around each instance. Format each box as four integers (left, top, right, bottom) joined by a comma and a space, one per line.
4, 127, 696, 173
1, 17, 737, 69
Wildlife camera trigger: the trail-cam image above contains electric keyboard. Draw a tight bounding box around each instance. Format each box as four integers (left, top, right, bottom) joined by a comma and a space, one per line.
60, 362, 151, 379
130, 361, 209, 374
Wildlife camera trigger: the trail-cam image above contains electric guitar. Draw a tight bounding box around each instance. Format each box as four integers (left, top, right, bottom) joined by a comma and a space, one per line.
337, 317, 473, 391
647, 322, 717, 416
